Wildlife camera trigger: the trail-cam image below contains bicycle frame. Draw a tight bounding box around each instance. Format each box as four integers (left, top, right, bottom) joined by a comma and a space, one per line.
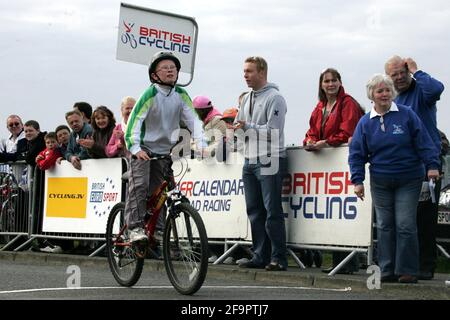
113, 156, 189, 251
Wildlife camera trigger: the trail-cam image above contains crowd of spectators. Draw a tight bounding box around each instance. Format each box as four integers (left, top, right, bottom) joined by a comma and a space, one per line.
0, 54, 447, 285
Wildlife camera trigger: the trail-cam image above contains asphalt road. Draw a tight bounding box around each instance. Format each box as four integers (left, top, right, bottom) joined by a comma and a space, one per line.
2, 254, 449, 319
0, 258, 403, 301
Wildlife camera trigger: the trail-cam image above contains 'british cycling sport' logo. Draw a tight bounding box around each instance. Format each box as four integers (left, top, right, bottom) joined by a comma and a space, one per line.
89, 177, 119, 218
121, 20, 191, 54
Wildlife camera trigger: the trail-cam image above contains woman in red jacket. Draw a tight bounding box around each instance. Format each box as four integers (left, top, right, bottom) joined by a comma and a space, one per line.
304, 68, 364, 150
303, 68, 364, 274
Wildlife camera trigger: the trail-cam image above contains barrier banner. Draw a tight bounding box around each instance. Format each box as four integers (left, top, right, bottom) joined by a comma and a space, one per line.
179, 155, 249, 239
182, 146, 372, 247
42, 158, 123, 234
283, 147, 372, 247
38, 147, 372, 248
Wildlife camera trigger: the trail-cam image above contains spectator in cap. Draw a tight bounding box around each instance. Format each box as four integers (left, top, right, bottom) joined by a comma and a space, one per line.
221, 108, 239, 129
192, 95, 228, 158
192, 95, 230, 262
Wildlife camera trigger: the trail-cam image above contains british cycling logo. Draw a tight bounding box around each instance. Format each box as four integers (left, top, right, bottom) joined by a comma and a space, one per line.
121, 21, 137, 49
89, 177, 119, 218
121, 20, 192, 54
392, 124, 405, 135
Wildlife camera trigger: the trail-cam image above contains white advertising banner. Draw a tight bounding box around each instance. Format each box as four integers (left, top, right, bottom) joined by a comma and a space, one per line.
181, 146, 372, 248
179, 154, 249, 239
283, 147, 372, 247
42, 158, 123, 234
38, 147, 372, 248
116, 3, 198, 84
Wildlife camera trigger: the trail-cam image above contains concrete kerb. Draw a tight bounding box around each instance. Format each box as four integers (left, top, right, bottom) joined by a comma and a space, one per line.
1, 251, 450, 298
0, 251, 107, 268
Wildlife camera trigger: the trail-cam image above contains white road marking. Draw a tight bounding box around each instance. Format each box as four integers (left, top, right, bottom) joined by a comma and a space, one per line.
0, 285, 352, 295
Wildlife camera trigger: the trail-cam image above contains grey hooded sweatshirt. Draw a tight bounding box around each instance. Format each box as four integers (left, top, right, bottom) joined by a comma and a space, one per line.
235, 82, 287, 160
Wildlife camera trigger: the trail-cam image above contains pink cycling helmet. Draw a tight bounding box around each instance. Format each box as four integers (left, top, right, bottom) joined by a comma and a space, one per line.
192, 95, 212, 109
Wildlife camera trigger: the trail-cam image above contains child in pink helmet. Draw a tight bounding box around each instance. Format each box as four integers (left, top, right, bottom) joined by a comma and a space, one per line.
192, 95, 227, 157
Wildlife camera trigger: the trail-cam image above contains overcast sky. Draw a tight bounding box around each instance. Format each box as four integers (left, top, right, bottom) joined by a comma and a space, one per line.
1, 0, 449, 145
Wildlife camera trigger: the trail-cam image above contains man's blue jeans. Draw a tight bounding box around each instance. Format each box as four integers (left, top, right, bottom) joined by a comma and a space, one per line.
370, 176, 422, 277
242, 157, 287, 268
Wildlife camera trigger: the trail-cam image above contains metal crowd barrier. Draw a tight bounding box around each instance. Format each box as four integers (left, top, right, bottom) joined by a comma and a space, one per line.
0, 161, 30, 250
13, 162, 126, 256
2, 153, 449, 264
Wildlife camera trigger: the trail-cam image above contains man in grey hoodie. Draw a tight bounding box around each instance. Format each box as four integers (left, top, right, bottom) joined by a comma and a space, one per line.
234, 56, 288, 271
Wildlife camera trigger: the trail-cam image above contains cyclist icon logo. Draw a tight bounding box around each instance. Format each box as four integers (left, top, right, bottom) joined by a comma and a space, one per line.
121, 20, 137, 49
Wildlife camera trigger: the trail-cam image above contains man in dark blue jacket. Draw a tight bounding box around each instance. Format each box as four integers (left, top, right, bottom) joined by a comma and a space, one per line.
64, 110, 93, 170
385, 56, 445, 280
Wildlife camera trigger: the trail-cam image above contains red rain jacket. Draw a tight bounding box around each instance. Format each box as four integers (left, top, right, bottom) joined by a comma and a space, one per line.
303, 87, 364, 146
36, 148, 62, 170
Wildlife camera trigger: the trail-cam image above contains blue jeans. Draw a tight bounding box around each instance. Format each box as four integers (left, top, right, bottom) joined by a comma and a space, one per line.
370, 176, 422, 277
242, 157, 288, 268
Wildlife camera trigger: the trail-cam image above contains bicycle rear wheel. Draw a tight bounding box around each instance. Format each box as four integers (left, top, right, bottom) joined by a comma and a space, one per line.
0, 200, 15, 243
106, 202, 144, 287
163, 203, 208, 295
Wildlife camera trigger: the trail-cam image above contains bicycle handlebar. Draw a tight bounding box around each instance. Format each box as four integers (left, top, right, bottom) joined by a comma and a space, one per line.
131, 154, 172, 161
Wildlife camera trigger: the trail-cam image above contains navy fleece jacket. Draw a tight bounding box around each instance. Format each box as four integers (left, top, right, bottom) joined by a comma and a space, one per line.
349, 103, 440, 185
395, 70, 444, 154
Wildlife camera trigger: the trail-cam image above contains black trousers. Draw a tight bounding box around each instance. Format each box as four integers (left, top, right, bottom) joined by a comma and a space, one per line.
417, 179, 441, 273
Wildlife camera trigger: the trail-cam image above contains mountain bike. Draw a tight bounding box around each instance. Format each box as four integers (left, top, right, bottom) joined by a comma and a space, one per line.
0, 171, 19, 243
105, 155, 208, 295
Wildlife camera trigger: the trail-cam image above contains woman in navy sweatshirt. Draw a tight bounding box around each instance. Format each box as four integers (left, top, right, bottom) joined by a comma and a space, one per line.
349, 74, 440, 284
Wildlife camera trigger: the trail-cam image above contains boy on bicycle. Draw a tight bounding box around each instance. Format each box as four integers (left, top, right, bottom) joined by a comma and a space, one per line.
125, 51, 206, 243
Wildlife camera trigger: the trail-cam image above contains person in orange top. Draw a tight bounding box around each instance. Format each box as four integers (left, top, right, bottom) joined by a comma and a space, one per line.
36, 132, 62, 170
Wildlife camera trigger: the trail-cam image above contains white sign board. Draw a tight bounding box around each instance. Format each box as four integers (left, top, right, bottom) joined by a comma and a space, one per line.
181, 146, 372, 248
283, 147, 372, 247
179, 154, 250, 239
116, 3, 198, 85
38, 147, 373, 248
42, 158, 123, 234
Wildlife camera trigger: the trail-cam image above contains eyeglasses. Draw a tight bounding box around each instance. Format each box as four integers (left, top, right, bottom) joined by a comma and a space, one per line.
379, 116, 385, 132
8, 122, 21, 128
156, 65, 177, 72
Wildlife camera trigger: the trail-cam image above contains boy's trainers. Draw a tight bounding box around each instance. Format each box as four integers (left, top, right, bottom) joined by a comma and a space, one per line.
129, 228, 148, 243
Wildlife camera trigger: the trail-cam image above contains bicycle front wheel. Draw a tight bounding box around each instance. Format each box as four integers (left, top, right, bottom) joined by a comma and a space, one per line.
163, 203, 208, 295
106, 202, 144, 287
